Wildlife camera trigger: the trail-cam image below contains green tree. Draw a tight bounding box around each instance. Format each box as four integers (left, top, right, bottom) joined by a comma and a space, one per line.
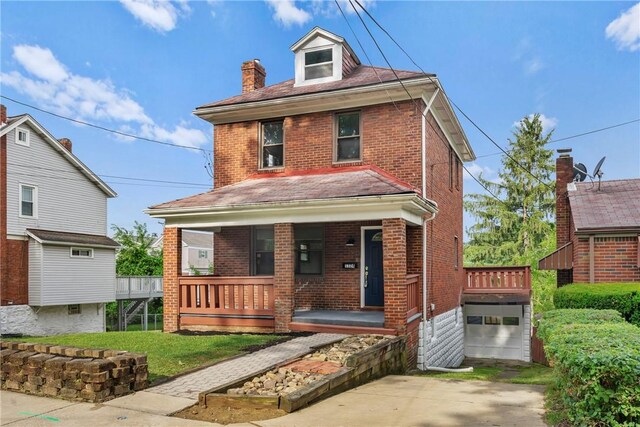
465, 114, 556, 265
111, 221, 163, 276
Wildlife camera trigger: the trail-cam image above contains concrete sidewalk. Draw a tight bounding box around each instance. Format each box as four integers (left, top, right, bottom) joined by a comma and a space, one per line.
1, 376, 546, 427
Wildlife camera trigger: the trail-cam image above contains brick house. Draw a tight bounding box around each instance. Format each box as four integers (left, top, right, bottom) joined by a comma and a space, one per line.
539, 149, 640, 284
0, 105, 119, 336
147, 27, 477, 368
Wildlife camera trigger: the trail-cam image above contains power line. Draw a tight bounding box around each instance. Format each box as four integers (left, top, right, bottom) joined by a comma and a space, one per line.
351, 0, 553, 191
0, 95, 213, 153
7, 171, 211, 189
473, 118, 640, 159
7, 162, 212, 187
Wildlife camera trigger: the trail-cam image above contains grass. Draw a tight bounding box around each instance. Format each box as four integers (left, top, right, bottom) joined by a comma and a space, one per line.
416, 363, 554, 386
7, 331, 286, 383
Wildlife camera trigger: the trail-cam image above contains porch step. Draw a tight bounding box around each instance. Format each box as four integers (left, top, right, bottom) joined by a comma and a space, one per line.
289, 322, 397, 336
293, 310, 384, 328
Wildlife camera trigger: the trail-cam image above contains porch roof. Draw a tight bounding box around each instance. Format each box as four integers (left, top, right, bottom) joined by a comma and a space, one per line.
146, 166, 437, 227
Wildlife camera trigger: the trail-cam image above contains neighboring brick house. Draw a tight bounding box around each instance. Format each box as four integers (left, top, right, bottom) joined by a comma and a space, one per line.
147, 27, 476, 368
151, 230, 213, 275
0, 105, 119, 336
539, 149, 640, 284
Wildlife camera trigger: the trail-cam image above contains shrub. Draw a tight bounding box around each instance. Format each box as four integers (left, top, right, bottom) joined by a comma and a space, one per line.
554, 283, 640, 327
539, 309, 640, 426
536, 308, 624, 342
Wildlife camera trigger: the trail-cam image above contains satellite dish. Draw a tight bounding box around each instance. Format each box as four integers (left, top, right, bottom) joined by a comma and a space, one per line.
592, 156, 606, 179
573, 163, 588, 182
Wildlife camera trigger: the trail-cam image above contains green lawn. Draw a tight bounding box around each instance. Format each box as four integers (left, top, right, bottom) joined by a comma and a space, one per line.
8, 332, 286, 383
416, 363, 554, 386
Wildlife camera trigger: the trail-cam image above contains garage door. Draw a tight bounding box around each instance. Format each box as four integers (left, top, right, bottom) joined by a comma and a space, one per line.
464, 304, 524, 360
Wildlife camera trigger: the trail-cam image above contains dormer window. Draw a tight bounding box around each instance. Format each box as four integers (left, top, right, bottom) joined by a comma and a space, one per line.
305, 48, 333, 80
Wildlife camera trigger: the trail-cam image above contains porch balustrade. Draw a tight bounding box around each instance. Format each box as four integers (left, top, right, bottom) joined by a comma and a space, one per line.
464, 266, 531, 294
178, 276, 275, 316
405, 274, 420, 319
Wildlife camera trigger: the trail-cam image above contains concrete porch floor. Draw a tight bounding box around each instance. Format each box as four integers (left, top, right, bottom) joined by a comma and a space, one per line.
293, 310, 384, 328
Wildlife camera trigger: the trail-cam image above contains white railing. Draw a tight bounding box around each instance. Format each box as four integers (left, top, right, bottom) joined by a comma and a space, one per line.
116, 276, 163, 299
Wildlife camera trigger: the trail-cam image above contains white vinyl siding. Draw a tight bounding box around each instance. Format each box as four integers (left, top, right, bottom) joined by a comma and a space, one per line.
28, 239, 43, 306
36, 245, 116, 306
6, 124, 108, 236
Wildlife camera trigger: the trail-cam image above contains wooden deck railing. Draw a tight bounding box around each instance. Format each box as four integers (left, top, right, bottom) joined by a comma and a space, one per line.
464, 266, 531, 294
405, 274, 420, 319
179, 276, 275, 317
116, 276, 163, 300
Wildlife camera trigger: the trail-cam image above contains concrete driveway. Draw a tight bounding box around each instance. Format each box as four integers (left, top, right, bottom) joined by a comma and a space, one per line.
1, 376, 546, 427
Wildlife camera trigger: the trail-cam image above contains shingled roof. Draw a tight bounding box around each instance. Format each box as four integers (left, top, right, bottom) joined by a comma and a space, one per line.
26, 229, 119, 248
196, 65, 430, 110
569, 179, 640, 232
149, 166, 424, 211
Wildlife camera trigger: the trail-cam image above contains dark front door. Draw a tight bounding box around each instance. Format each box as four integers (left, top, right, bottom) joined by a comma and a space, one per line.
364, 229, 384, 307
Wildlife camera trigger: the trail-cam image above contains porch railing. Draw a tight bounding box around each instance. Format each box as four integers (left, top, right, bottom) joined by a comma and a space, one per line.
178, 276, 275, 316
464, 266, 531, 293
116, 276, 163, 300
405, 274, 420, 319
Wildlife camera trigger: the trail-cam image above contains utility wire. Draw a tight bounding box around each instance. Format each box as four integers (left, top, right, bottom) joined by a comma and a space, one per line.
0, 95, 213, 153
351, 0, 553, 191
7, 171, 210, 189
7, 162, 212, 187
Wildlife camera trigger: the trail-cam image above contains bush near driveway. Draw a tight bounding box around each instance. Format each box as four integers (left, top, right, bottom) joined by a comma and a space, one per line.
539, 309, 640, 426
554, 283, 640, 326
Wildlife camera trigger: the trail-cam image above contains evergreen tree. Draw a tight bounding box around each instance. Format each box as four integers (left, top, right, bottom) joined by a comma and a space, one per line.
465, 114, 555, 265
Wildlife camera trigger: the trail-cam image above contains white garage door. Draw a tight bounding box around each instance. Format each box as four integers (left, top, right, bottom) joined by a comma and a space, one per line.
464, 304, 524, 360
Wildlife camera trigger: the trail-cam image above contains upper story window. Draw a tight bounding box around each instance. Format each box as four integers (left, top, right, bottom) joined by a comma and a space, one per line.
260, 121, 284, 169
19, 184, 37, 218
335, 111, 361, 162
16, 128, 30, 146
304, 48, 333, 80
70, 247, 93, 258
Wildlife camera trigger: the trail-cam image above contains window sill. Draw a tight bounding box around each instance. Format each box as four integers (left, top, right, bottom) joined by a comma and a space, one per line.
257, 167, 285, 173
332, 161, 363, 167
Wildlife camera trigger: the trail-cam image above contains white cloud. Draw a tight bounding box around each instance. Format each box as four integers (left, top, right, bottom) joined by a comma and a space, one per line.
513, 37, 545, 75
1, 44, 208, 149
513, 114, 558, 133
119, 0, 190, 33
605, 3, 640, 52
266, 0, 311, 27
524, 57, 544, 74
312, 0, 376, 16
464, 162, 496, 182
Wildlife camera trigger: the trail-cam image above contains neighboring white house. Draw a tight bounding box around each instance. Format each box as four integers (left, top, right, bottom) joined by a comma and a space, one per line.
0, 105, 119, 336
151, 230, 213, 275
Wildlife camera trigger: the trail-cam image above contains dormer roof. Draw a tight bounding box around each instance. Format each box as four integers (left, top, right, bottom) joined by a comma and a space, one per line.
290, 26, 361, 65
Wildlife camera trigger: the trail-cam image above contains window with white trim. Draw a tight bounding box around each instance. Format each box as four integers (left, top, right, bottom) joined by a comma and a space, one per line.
335, 111, 361, 162
19, 184, 37, 218
70, 247, 93, 258
260, 121, 284, 169
16, 128, 30, 146
304, 48, 333, 80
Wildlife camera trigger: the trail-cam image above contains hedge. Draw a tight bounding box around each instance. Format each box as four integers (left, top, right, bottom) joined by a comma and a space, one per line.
554, 283, 640, 327
539, 309, 640, 426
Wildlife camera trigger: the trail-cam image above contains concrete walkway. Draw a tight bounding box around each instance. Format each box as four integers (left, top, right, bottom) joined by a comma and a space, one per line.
147, 333, 346, 400
0, 376, 546, 426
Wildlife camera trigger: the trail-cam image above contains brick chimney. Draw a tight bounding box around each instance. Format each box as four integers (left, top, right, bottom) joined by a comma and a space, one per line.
1, 104, 6, 124
241, 59, 266, 94
556, 148, 573, 248
58, 138, 72, 153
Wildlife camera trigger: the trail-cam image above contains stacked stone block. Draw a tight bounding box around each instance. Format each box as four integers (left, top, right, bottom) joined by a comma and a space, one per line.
0, 341, 148, 402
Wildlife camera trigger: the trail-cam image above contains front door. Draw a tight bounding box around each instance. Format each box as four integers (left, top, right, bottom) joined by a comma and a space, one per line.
364, 229, 384, 307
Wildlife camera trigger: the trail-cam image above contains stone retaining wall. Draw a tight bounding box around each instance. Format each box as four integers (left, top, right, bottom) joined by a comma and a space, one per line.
0, 341, 148, 402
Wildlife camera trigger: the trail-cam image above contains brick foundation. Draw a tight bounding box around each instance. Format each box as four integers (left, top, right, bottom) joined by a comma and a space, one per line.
0, 341, 148, 402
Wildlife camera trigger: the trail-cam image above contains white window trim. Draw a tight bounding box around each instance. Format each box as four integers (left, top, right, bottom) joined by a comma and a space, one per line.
18, 183, 38, 219
294, 44, 342, 87
304, 47, 333, 81
70, 247, 94, 258
16, 127, 30, 147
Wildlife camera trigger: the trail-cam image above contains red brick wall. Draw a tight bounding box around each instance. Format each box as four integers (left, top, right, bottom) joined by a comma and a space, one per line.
214, 227, 251, 276
556, 154, 573, 248
274, 223, 294, 332
425, 112, 464, 318
213, 101, 422, 189
573, 235, 640, 283
382, 218, 408, 332
163, 227, 181, 332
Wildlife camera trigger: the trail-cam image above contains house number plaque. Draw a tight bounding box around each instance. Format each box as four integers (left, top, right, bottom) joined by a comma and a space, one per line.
342, 262, 358, 269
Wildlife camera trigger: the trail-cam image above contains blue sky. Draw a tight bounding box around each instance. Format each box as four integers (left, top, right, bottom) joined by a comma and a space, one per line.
1, 1, 639, 238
